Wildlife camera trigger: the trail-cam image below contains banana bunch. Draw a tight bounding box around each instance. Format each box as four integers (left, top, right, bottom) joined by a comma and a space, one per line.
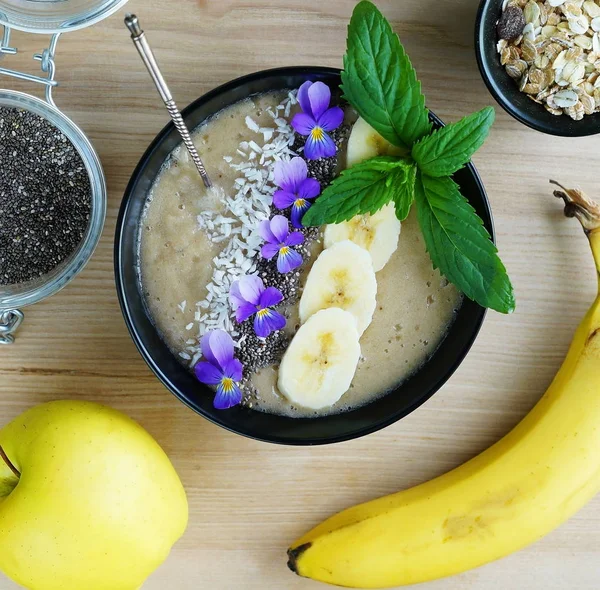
277, 120, 402, 410
287, 181, 600, 588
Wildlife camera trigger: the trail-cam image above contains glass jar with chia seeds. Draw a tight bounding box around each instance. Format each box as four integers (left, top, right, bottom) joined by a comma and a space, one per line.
0, 0, 128, 343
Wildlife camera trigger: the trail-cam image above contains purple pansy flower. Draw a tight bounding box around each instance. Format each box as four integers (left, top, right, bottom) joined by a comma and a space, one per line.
229, 275, 286, 338
194, 330, 243, 410
291, 81, 344, 160
259, 215, 304, 274
273, 157, 321, 228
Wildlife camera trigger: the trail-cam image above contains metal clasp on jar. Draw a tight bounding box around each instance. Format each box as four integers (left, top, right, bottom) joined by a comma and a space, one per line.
0, 310, 24, 345
0, 25, 60, 106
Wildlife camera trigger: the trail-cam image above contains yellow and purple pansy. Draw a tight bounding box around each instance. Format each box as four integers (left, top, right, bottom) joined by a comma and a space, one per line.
194, 329, 243, 410
291, 81, 344, 160
259, 215, 304, 274
273, 157, 321, 228
229, 275, 286, 338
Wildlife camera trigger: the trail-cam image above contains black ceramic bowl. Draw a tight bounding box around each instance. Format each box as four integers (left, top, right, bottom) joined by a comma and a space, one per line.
115, 66, 491, 445
476, 0, 600, 136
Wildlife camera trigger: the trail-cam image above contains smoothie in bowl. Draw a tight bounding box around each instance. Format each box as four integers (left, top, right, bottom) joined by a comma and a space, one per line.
138, 89, 463, 418
116, 4, 513, 444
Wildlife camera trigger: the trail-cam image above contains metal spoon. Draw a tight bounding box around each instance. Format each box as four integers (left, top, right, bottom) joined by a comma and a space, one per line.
125, 14, 212, 188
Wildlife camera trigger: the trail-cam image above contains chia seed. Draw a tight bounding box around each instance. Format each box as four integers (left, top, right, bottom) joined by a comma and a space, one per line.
237, 318, 289, 376
0, 107, 92, 286
253, 228, 318, 302
293, 124, 350, 187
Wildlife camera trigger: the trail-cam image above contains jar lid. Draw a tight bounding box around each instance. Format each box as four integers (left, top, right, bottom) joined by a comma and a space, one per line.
0, 0, 128, 34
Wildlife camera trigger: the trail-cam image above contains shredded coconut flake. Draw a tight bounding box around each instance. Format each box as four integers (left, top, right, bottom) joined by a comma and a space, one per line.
245, 116, 260, 133
187, 91, 298, 365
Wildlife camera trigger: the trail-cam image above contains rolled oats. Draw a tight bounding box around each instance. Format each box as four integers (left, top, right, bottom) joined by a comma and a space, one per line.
584, 0, 600, 17
565, 101, 585, 117
553, 88, 580, 104
524, 0, 542, 24
497, 0, 600, 118
506, 59, 530, 77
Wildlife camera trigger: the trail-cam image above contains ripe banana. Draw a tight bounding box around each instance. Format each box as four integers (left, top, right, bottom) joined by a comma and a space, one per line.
288, 182, 600, 588
324, 203, 401, 272
278, 308, 361, 410
299, 240, 377, 336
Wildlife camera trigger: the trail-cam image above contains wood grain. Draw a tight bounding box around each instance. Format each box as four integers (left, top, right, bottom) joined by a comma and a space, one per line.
1, 0, 599, 588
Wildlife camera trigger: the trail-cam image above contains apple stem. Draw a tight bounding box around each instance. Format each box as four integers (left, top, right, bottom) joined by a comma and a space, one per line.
0, 445, 20, 478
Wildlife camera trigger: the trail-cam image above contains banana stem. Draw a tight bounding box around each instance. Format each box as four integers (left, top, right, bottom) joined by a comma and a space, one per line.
551, 180, 600, 233
551, 180, 600, 278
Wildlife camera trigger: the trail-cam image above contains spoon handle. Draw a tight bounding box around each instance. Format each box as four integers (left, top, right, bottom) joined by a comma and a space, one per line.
125, 14, 212, 188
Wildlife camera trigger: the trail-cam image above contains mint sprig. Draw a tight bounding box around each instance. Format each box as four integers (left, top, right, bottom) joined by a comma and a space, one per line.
341, 0, 431, 150
393, 162, 416, 221
415, 174, 515, 314
411, 107, 495, 177
303, 0, 514, 314
303, 158, 414, 226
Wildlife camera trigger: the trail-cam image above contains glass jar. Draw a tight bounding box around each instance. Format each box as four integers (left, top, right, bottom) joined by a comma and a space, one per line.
0, 0, 129, 33
0, 0, 127, 342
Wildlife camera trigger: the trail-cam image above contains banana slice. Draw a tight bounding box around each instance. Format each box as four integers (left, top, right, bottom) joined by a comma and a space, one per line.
278, 308, 361, 410
323, 202, 401, 272
335, 117, 403, 271
346, 117, 404, 167
299, 240, 377, 335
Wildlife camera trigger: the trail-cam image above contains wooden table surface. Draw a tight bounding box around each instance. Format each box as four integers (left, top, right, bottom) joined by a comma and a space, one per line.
2, 0, 599, 588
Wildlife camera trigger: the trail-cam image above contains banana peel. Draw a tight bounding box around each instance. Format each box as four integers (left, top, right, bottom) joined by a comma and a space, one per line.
287, 181, 600, 588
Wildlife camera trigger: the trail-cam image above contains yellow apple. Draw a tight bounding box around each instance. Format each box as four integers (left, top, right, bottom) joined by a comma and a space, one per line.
0, 401, 188, 590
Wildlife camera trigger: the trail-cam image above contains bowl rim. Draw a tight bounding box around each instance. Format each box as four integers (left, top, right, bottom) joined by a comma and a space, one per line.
475, 0, 600, 137
115, 65, 491, 445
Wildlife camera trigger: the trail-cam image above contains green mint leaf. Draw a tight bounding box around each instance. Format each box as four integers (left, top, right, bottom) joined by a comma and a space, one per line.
393, 163, 416, 221
341, 1, 431, 150
303, 157, 413, 226
411, 107, 495, 177
415, 173, 515, 314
